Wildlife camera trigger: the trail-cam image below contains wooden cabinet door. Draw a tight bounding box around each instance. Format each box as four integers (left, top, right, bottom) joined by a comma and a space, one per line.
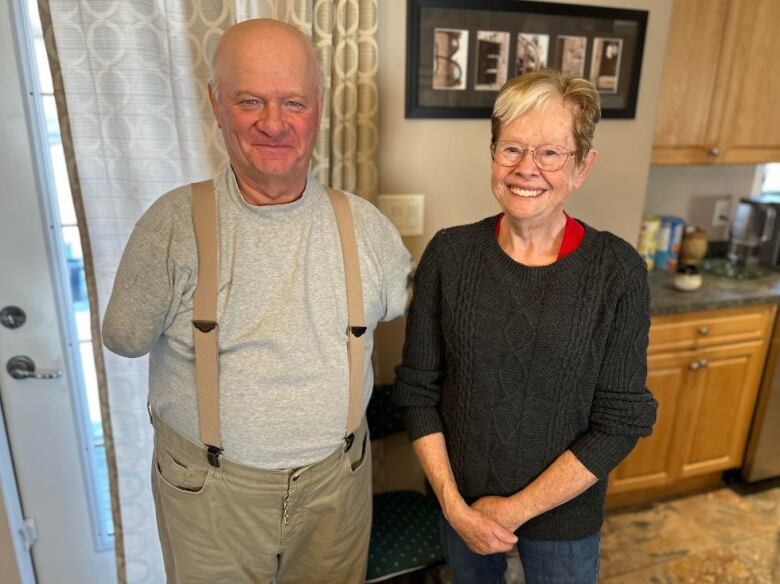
609, 306, 775, 507
651, 0, 730, 164
715, 0, 780, 163
608, 349, 696, 494
677, 340, 768, 478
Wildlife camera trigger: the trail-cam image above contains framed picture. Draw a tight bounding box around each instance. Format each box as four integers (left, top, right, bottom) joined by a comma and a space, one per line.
406, 0, 648, 119
590, 37, 623, 94
516, 33, 550, 76
433, 28, 469, 89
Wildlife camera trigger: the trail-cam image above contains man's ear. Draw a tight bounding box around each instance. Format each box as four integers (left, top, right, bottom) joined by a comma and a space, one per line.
208, 84, 221, 128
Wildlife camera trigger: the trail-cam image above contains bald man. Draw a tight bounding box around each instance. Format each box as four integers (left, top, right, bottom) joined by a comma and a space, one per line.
103, 19, 411, 583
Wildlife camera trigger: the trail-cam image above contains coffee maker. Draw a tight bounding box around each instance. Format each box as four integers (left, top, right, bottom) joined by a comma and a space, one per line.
756, 196, 780, 269
729, 199, 778, 267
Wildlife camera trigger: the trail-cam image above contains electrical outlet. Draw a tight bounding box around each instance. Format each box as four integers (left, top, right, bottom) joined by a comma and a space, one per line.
712, 198, 731, 227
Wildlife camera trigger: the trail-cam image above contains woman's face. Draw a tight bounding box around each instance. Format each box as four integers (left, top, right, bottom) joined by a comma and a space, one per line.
490, 95, 596, 228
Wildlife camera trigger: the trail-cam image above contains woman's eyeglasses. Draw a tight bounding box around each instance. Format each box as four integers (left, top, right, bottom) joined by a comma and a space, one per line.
492, 141, 577, 172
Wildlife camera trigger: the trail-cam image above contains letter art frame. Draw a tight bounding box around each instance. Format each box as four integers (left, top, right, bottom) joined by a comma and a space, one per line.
406, 0, 648, 119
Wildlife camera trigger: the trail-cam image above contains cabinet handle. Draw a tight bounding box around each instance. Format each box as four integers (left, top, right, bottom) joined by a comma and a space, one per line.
699, 358, 709, 368
698, 325, 710, 336
689, 361, 701, 371
709, 147, 720, 157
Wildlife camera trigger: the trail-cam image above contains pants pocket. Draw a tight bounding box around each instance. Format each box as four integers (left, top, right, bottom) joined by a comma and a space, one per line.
346, 431, 369, 473
154, 446, 211, 495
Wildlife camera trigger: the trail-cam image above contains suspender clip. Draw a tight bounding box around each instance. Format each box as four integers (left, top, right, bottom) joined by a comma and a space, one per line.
349, 326, 367, 338
193, 320, 217, 333
206, 444, 223, 467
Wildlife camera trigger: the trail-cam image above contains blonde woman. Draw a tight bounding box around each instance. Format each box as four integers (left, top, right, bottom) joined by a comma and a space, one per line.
394, 70, 656, 584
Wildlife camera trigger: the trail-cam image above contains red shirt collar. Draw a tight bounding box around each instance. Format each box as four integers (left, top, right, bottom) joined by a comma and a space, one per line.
495, 212, 585, 260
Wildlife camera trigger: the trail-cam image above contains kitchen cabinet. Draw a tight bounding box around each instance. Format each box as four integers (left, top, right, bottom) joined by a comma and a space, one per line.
607, 304, 775, 505
652, 0, 780, 165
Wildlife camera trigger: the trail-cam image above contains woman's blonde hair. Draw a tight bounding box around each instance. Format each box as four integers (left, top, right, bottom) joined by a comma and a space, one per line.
491, 69, 601, 166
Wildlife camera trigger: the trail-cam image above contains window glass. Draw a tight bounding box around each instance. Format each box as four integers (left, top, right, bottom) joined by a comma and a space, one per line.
761, 164, 780, 194
28, 0, 113, 546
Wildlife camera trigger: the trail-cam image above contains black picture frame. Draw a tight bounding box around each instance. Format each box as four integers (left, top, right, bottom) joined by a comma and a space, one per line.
406, 0, 648, 119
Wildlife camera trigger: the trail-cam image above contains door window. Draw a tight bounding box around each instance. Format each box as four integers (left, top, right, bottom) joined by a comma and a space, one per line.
26, 0, 113, 549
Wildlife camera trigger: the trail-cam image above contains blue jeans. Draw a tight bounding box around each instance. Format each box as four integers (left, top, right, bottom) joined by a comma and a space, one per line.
440, 516, 600, 584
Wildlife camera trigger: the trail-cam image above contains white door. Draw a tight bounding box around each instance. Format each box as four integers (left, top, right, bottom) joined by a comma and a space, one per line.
0, 1, 116, 582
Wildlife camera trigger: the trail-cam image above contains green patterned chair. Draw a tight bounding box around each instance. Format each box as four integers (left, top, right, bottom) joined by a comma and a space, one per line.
366, 385, 445, 583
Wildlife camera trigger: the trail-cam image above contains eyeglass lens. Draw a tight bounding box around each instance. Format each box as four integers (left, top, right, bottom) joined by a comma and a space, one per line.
493, 143, 572, 171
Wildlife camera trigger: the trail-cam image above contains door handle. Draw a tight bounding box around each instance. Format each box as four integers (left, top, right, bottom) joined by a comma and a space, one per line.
6, 355, 62, 380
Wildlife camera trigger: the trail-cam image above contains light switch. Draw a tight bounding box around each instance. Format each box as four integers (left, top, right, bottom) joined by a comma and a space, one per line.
377, 194, 425, 236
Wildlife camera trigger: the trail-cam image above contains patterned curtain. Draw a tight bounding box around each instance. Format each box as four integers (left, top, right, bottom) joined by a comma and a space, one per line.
237, 0, 380, 198
36, 1, 378, 582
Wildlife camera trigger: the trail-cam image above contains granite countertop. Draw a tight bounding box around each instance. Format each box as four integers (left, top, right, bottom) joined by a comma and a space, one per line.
650, 269, 780, 315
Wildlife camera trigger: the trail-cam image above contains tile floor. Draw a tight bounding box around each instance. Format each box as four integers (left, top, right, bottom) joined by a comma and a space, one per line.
599, 481, 780, 583
420, 479, 780, 584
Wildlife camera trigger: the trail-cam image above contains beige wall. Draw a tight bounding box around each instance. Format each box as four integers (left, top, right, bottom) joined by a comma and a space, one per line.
374, 0, 674, 383
643, 164, 759, 239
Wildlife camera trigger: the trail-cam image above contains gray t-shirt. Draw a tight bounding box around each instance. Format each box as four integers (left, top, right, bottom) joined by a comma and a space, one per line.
102, 167, 411, 468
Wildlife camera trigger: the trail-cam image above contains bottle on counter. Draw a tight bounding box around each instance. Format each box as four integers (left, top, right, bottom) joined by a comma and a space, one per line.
638, 216, 661, 270
679, 225, 709, 266
655, 216, 685, 271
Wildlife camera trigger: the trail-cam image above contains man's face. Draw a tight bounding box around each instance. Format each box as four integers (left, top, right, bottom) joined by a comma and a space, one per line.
210, 31, 320, 195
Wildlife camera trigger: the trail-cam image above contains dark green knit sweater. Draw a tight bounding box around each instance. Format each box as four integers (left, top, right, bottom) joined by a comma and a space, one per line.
394, 216, 657, 540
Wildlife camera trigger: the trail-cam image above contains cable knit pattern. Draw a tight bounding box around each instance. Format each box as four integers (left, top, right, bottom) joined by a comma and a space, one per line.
394, 215, 657, 540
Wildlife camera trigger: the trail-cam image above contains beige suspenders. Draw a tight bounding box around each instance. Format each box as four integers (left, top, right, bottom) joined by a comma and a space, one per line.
325, 187, 368, 450
190, 180, 366, 467
191, 180, 222, 466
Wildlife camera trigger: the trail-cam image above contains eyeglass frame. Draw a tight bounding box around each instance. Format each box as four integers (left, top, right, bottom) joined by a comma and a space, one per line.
490, 140, 579, 172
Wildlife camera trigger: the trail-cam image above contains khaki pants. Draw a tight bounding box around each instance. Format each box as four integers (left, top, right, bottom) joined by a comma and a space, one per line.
151, 416, 372, 583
